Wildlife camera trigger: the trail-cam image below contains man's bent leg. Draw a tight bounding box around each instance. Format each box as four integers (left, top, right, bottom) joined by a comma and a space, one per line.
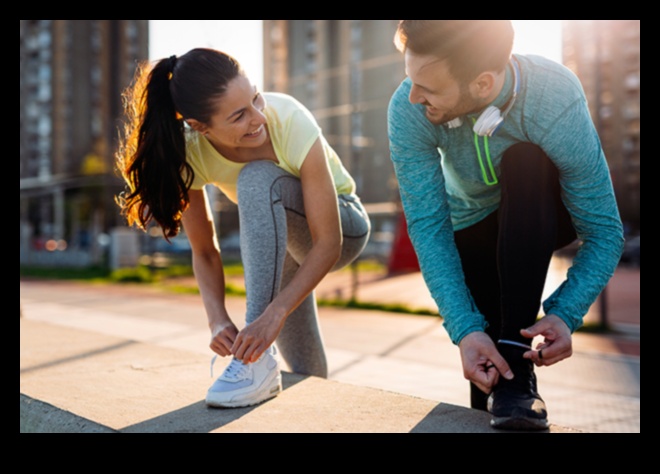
497, 143, 568, 344
454, 212, 501, 411
489, 143, 575, 430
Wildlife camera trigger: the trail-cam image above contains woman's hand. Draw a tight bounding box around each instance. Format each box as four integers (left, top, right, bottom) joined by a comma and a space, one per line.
231, 309, 285, 363
182, 189, 238, 358
210, 320, 239, 357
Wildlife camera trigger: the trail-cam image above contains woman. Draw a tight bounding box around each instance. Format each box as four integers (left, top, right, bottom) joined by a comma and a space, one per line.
116, 48, 370, 408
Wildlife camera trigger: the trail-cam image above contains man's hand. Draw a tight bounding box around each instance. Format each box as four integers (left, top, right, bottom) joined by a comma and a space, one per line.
458, 331, 513, 394
521, 314, 572, 367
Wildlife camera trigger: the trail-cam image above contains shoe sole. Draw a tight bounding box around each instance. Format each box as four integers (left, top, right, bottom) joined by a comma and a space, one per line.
206, 375, 282, 409
490, 415, 549, 431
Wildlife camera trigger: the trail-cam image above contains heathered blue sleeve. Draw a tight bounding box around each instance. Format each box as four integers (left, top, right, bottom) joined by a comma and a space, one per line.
525, 66, 625, 332
388, 79, 487, 344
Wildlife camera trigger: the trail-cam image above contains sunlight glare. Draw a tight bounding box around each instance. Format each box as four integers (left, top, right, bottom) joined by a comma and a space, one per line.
149, 20, 564, 91
511, 20, 563, 62
149, 20, 264, 89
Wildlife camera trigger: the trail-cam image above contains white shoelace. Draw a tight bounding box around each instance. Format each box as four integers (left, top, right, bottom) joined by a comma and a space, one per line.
210, 355, 250, 380
498, 339, 533, 350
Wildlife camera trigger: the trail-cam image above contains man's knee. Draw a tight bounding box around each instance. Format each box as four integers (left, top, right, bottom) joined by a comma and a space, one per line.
501, 143, 558, 187
502, 143, 548, 169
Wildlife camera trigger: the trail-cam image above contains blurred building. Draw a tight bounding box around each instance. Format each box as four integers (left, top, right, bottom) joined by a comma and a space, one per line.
263, 20, 405, 207
20, 20, 149, 266
562, 20, 640, 231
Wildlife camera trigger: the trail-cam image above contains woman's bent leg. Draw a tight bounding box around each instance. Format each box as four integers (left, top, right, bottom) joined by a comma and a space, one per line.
237, 161, 297, 326
276, 252, 328, 377
276, 192, 370, 378
236, 161, 370, 378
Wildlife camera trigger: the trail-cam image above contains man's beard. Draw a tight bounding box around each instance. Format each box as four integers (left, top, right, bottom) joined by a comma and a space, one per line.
424, 86, 483, 126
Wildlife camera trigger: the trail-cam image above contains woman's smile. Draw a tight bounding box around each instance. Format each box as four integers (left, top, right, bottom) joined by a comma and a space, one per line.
244, 125, 265, 139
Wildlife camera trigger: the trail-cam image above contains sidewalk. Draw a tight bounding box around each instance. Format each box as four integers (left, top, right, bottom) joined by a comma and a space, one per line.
20, 260, 639, 433
316, 261, 640, 433
316, 256, 640, 334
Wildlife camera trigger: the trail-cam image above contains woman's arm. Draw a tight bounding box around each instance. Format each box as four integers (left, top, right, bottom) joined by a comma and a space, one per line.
231, 138, 342, 363
182, 188, 238, 357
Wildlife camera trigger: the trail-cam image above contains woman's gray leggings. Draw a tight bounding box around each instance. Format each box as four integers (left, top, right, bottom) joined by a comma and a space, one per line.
236, 161, 371, 378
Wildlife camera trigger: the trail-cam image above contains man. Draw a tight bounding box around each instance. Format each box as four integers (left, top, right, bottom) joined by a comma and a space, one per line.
387, 20, 624, 430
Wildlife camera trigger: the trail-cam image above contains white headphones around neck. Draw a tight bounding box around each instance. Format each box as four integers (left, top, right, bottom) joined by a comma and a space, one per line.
446, 57, 521, 137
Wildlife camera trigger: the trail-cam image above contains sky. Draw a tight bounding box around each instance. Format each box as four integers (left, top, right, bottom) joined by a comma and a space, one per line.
149, 20, 563, 90
150, 20, 264, 88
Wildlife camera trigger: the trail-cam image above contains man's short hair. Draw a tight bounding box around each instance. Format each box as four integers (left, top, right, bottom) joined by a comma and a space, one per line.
395, 20, 514, 83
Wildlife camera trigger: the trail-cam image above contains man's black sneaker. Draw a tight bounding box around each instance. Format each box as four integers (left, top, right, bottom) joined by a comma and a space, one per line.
487, 341, 549, 431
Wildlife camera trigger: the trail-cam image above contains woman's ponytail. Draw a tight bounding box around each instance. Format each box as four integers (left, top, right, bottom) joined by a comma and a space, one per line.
116, 55, 194, 239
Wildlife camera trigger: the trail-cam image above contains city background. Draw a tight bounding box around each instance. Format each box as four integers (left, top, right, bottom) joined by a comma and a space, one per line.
19, 20, 640, 271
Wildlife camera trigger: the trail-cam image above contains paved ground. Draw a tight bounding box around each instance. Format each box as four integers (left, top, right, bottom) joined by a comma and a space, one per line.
20, 257, 639, 433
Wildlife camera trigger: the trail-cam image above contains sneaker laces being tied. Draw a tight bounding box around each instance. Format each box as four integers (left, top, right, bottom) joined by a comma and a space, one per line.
210, 355, 250, 380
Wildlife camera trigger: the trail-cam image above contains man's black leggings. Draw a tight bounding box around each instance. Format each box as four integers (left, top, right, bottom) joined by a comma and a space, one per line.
453, 143, 576, 409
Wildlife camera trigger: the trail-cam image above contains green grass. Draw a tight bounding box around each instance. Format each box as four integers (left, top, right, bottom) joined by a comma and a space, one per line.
20, 265, 112, 280
317, 298, 439, 316
21, 261, 617, 332
20, 264, 195, 284
164, 281, 246, 297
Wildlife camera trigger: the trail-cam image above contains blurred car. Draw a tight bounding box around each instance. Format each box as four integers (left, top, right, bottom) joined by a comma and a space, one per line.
153, 234, 192, 255
219, 232, 241, 261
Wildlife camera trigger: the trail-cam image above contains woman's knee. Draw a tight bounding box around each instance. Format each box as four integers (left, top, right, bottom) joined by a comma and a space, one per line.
237, 160, 282, 190
237, 161, 303, 212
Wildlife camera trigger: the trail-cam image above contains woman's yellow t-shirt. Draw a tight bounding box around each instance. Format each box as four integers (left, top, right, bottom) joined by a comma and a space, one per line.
185, 92, 356, 203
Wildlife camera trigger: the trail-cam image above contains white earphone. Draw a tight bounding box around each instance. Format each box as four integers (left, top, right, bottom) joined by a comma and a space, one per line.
472, 104, 510, 136
446, 57, 521, 137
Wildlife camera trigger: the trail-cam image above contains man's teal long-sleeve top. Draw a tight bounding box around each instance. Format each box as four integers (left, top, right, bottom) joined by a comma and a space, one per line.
387, 54, 624, 345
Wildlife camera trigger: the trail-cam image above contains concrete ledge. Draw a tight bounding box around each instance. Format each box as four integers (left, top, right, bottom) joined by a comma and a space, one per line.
20, 318, 579, 433
20, 394, 117, 433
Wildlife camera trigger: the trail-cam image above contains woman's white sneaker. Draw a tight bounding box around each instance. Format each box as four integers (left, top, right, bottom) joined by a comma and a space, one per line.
205, 347, 282, 408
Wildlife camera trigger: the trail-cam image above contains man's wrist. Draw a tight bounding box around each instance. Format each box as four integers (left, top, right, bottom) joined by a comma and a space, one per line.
457, 328, 487, 347
544, 312, 575, 333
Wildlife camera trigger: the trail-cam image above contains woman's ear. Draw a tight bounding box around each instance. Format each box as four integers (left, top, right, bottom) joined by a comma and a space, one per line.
185, 118, 207, 135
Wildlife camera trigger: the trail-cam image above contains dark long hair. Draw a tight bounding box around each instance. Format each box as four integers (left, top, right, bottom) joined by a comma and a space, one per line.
116, 48, 242, 238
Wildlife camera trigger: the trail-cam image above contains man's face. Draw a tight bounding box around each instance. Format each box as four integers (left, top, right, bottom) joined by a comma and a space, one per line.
404, 51, 482, 126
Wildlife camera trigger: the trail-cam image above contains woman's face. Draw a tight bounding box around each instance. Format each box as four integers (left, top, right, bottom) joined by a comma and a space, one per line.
191, 74, 268, 152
